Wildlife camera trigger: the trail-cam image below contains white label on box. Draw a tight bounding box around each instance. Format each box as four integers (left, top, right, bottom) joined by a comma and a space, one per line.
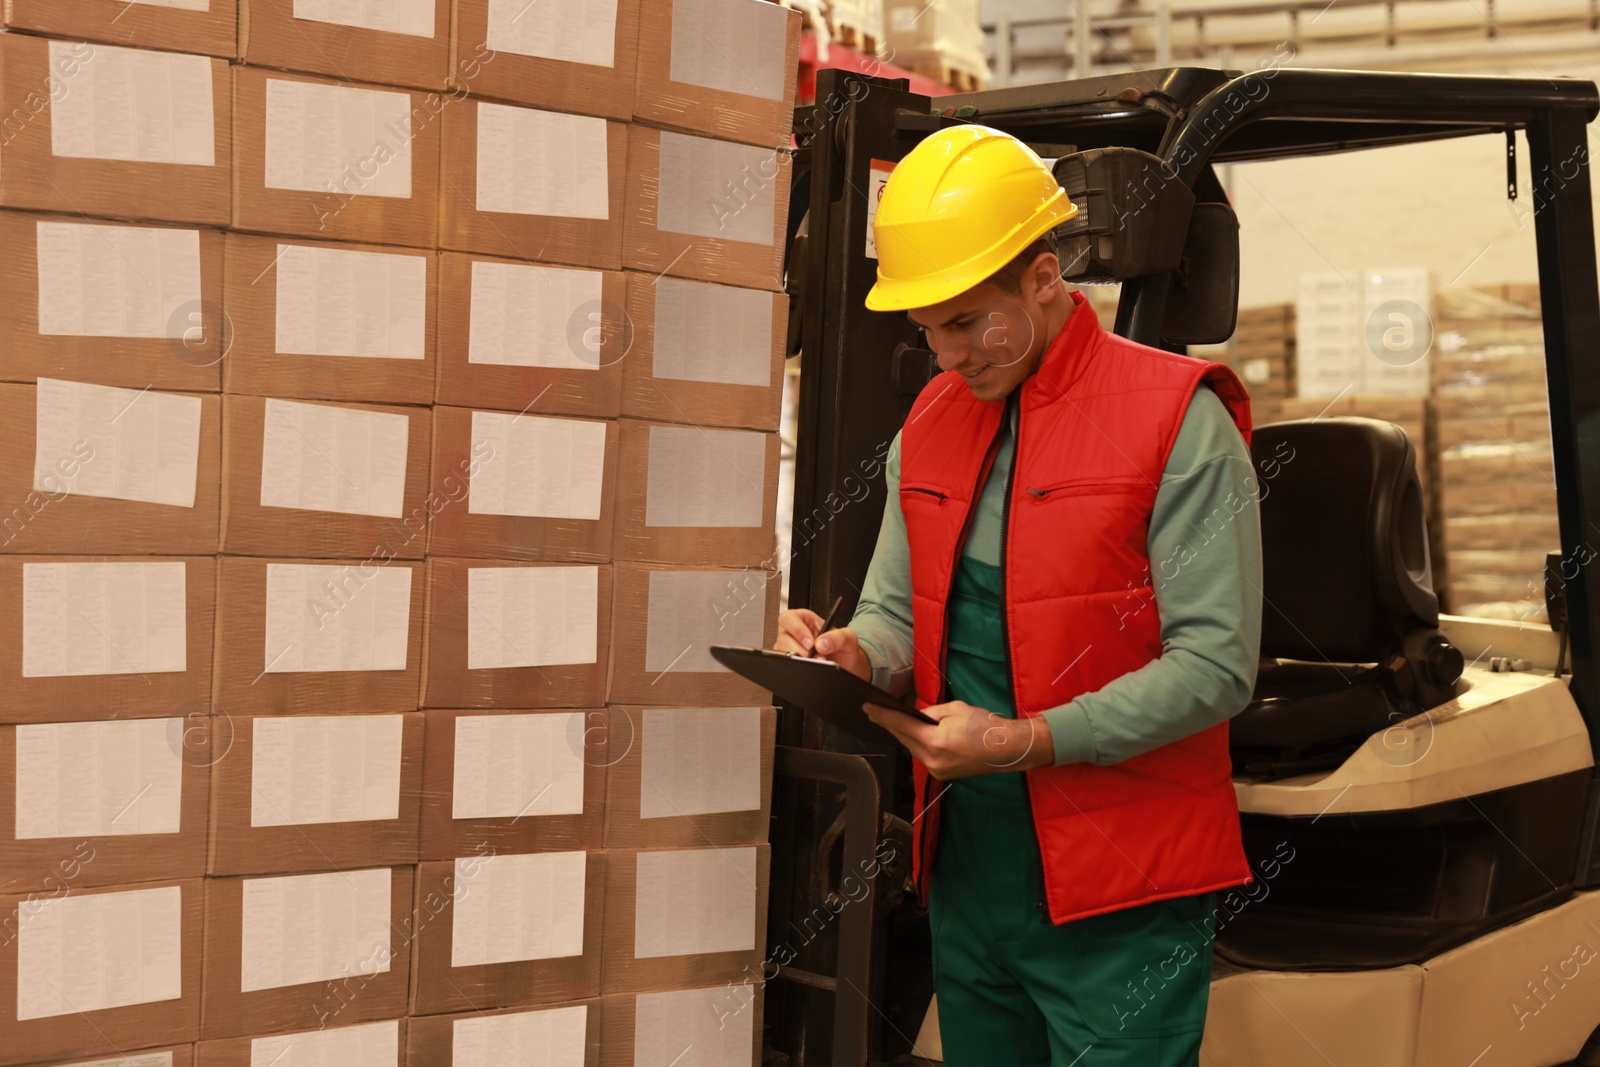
274, 244, 428, 360
454, 1003, 588, 1067
35, 221, 202, 338
451, 850, 586, 967
644, 569, 766, 673
250, 715, 404, 828
15, 719, 184, 840
240, 867, 392, 992
58, 1054, 175, 1067
251, 1019, 400, 1067
293, 0, 435, 37
475, 102, 609, 219
669, 0, 787, 101
635, 986, 756, 1067
263, 563, 412, 673
486, 0, 617, 67
467, 260, 602, 370
653, 278, 773, 386
259, 398, 410, 518
634, 847, 757, 958
466, 566, 598, 670
452, 712, 586, 820
656, 132, 777, 246
640, 707, 760, 819
265, 79, 413, 199
22, 561, 187, 678
16, 885, 183, 1021
34, 378, 202, 508
50, 42, 215, 166
468, 411, 607, 519
644, 425, 766, 528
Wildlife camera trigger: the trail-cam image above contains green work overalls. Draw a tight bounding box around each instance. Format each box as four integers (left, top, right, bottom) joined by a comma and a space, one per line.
930, 554, 1218, 1067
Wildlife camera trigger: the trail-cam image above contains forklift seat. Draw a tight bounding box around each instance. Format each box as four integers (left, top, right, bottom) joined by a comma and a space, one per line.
1229, 417, 1464, 781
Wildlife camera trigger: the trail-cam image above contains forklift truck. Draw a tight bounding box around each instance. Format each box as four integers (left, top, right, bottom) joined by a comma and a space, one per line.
770, 65, 1600, 1066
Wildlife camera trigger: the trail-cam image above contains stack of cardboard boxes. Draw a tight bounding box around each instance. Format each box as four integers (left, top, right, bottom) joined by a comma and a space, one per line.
881, 0, 988, 90
1428, 284, 1557, 617
0, 0, 795, 1063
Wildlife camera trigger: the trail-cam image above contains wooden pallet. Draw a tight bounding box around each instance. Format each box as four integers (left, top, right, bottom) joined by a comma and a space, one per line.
911, 60, 985, 92
831, 21, 880, 57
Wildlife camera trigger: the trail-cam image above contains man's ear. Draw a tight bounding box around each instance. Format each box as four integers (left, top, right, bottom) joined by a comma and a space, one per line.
1028, 251, 1064, 301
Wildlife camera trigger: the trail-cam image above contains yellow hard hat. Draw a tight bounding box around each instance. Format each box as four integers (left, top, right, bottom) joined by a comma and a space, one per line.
866, 125, 1078, 312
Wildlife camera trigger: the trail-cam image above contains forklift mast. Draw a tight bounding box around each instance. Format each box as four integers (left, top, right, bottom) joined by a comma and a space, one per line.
773, 66, 1600, 1066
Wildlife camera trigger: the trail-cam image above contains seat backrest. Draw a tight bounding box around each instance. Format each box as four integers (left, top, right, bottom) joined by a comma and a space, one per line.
1252, 417, 1439, 662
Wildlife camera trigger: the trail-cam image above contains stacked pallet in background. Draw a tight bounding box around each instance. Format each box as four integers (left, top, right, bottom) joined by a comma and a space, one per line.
1428, 284, 1556, 619
0, 0, 797, 1064
826, 0, 886, 53
882, 0, 989, 90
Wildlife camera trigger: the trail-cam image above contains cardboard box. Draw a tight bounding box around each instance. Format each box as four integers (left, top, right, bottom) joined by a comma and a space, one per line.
607, 563, 779, 706
438, 100, 627, 268
0, 381, 220, 555
409, 852, 605, 1015
425, 405, 618, 561
222, 234, 438, 405
420, 559, 613, 708
1435, 480, 1556, 518
0, 556, 216, 725
0, 35, 230, 224
240, 0, 450, 90
1438, 442, 1554, 488
213, 556, 425, 716
1434, 411, 1552, 451
5, 1, 236, 58
39, 1048, 196, 1067
451, 0, 641, 120
434, 253, 625, 418
622, 125, 790, 292
621, 273, 786, 431
602, 706, 775, 849
196, 1018, 406, 1067
1234, 304, 1293, 333
207, 712, 424, 876
0, 718, 207, 894
599, 845, 770, 994
232, 67, 442, 247
201, 867, 415, 1040
219, 394, 433, 559
419, 708, 608, 861
612, 421, 779, 566
1441, 514, 1560, 554
599, 984, 764, 1067
0, 879, 201, 1066
633, 0, 800, 148
883, 0, 988, 83
0, 210, 226, 392
407, 1000, 600, 1067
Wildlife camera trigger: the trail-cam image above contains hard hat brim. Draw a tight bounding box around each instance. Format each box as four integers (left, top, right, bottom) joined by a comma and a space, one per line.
865, 189, 1079, 313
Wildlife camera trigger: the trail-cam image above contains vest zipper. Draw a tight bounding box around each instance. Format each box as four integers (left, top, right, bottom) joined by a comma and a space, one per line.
997, 395, 1055, 925
916, 403, 1009, 905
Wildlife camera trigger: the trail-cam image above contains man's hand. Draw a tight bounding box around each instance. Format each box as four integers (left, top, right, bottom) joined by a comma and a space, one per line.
864, 699, 1055, 779
775, 608, 872, 681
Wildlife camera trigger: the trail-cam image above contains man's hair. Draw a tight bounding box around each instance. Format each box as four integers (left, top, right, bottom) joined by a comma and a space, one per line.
988, 233, 1061, 296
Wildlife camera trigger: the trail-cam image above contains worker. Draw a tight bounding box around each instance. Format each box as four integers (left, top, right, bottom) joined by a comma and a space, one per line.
774, 126, 1263, 1067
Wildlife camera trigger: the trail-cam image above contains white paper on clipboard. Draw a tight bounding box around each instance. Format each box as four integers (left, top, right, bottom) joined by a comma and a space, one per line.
864, 159, 896, 260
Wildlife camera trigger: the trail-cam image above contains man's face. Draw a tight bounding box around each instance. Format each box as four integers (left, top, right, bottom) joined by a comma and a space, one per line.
906, 278, 1045, 403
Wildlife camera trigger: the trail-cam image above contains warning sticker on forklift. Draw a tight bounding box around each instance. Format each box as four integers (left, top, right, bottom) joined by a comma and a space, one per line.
865, 159, 896, 260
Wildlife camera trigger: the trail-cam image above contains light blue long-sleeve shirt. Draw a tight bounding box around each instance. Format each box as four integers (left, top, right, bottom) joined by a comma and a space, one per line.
850, 384, 1264, 767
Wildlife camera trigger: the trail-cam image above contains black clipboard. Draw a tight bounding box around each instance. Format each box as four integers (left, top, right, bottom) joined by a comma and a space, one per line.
710, 645, 935, 746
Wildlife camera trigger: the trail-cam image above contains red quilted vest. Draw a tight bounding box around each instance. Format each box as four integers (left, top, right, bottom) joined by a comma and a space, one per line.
900, 290, 1255, 924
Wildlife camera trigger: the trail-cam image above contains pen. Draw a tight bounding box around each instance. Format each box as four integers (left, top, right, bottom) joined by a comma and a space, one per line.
810, 594, 846, 658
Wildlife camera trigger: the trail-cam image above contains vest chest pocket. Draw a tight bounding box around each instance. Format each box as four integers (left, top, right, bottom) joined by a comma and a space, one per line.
1022, 478, 1153, 504
1015, 479, 1156, 591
